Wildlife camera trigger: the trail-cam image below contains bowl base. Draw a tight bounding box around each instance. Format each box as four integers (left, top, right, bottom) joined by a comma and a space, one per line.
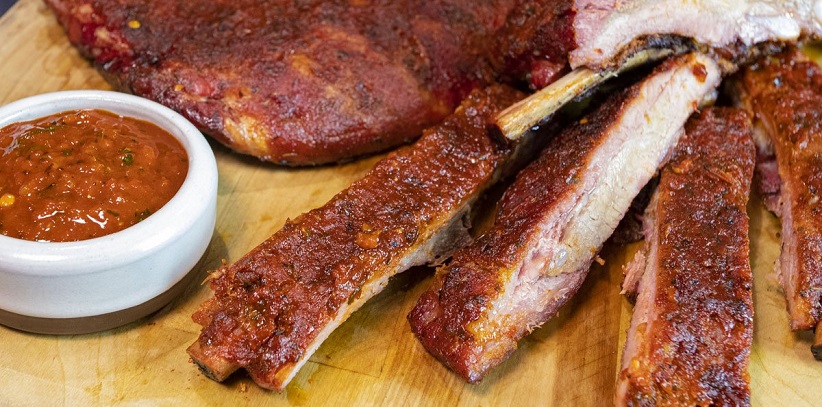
0, 268, 199, 335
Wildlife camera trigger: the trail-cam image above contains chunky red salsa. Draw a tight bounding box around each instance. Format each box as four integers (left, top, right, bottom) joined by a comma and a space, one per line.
0, 109, 188, 242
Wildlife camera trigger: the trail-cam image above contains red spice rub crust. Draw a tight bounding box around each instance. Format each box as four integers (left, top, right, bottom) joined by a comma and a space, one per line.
492, 0, 575, 89
408, 81, 645, 383
45, 0, 516, 165
189, 85, 524, 390
407, 50, 727, 382
617, 108, 756, 406
733, 48, 822, 331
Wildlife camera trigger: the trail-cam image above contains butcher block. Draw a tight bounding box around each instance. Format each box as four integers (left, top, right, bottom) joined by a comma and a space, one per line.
0, 0, 819, 405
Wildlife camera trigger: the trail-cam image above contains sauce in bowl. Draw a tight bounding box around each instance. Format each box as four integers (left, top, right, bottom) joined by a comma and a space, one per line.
0, 109, 188, 242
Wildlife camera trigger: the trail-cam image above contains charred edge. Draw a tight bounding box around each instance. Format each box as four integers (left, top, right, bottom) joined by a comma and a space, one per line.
707, 41, 788, 76
597, 35, 697, 71
486, 123, 514, 149
192, 358, 229, 382
601, 35, 786, 77
186, 341, 238, 383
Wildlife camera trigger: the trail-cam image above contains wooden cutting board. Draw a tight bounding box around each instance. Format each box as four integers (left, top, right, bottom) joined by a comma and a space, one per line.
0, 1, 819, 405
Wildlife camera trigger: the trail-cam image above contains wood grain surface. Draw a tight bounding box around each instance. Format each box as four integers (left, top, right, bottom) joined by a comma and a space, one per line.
0, 1, 819, 405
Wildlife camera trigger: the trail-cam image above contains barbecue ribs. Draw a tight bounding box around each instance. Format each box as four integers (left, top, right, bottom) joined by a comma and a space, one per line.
408, 53, 722, 383
497, 0, 822, 89
731, 47, 822, 359
187, 85, 547, 390
617, 107, 756, 406
45, 0, 517, 165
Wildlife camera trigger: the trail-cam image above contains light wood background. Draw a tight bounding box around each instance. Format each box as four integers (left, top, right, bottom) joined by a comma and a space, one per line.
0, 1, 819, 405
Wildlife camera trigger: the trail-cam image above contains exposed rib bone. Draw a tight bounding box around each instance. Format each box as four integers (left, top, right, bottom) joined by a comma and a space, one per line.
495, 48, 677, 140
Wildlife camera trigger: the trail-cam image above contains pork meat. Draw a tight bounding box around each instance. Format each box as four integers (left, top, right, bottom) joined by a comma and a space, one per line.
187, 85, 544, 390
45, 0, 518, 165
731, 48, 822, 357
408, 53, 722, 383
616, 107, 756, 406
498, 0, 822, 89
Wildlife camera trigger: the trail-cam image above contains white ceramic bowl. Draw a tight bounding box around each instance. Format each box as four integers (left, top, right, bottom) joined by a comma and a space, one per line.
0, 90, 217, 334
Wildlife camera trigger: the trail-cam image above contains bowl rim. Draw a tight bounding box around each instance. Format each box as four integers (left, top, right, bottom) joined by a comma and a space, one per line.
0, 90, 218, 277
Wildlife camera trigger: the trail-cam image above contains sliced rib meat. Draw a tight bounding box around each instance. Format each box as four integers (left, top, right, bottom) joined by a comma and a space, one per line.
572, 0, 822, 69
45, 0, 516, 165
407, 53, 722, 383
616, 108, 756, 407
187, 85, 544, 390
731, 47, 822, 350
497, 0, 822, 89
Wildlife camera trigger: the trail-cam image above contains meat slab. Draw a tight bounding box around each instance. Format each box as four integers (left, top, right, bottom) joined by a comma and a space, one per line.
616, 108, 756, 406
46, 0, 822, 165
731, 47, 822, 358
407, 53, 721, 383
187, 85, 542, 390
45, 0, 517, 165
497, 0, 822, 89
